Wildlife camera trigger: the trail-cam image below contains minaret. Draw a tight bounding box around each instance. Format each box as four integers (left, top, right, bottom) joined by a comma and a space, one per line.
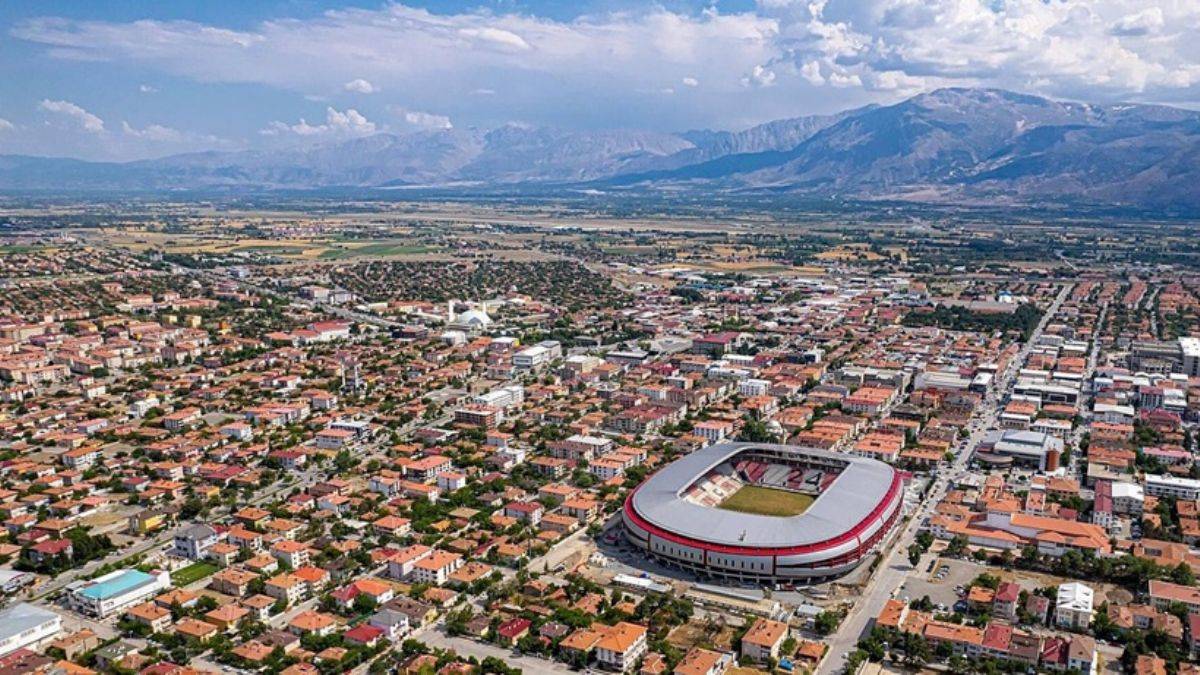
447, 300, 455, 323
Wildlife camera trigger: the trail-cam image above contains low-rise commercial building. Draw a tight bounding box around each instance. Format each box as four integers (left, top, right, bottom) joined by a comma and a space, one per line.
66, 569, 171, 618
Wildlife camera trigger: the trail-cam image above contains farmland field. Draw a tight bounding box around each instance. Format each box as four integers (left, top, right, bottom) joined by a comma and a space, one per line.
318, 242, 434, 259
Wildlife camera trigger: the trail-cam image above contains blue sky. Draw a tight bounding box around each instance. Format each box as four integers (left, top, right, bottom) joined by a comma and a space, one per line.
1, 0, 1197, 161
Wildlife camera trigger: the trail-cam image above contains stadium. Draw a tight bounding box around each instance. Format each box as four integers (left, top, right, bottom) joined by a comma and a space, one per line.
622, 442, 904, 582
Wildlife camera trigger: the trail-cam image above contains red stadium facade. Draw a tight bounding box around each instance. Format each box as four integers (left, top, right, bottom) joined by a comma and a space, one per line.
621, 443, 904, 583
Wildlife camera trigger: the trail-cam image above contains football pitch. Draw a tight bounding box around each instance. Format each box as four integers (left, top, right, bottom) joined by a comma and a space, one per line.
717, 485, 815, 517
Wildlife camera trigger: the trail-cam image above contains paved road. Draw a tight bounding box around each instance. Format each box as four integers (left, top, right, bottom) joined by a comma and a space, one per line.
817, 283, 1072, 675
421, 627, 576, 674
1068, 301, 1107, 474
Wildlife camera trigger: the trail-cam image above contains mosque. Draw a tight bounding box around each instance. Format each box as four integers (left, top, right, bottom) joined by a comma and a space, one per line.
446, 300, 493, 332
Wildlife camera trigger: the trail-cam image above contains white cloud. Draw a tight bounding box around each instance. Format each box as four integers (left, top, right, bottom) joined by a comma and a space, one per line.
457, 27, 531, 52
139, 84, 157, 93
39, 99, 105, 133
755, 0, 1200, 100
389, 106, 453, 130
262, 106, 377, 137
2, 107, 235, 161
121, 120, 183, 141
11, 5, 781, 130
9, 1, 1200, 135
1110, 8, 1164, 36
0, 118, 12, 131
799, 61, 825, 85
742, 64, 776, 87
865, 69, 925, 92
828, 71, 862, 88
343, 78, 377, 94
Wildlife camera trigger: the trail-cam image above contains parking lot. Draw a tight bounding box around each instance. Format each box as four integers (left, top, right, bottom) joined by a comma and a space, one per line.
896, 556, 985, 611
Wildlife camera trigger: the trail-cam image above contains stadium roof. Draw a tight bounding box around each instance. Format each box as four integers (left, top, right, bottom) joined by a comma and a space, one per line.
628, 442, 898, 549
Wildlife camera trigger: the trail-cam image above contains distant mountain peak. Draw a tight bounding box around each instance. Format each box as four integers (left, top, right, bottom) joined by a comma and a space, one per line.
0, 87, 1196, 212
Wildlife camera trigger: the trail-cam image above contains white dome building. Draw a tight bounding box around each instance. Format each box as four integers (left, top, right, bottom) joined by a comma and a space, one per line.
447, 300, 493, 332
456, 309, 492, 328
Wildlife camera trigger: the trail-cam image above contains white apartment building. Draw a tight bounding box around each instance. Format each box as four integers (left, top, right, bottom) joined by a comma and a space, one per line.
473, 384, 525, 410
410, 551, 464, 586
172, 524, 218, 560
264, 574, 307, 606
513, 341, 562, 370
1055, 582, 1094, 630
737, 379, 770, 397
693, 420, 734, 444
1145, 474, 1200, 501
557, 434, 613, 461
1180, 337, 1200, 377
386, 545, 432, 580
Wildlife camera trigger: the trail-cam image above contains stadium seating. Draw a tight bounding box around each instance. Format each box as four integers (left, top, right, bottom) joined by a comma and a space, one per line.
686, 454, 841, 506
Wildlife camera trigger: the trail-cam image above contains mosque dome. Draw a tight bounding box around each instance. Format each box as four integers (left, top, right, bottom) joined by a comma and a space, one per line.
456, 309, 492, 327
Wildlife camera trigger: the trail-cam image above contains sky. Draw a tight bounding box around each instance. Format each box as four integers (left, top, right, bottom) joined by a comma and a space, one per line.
1, 0, 1198, 161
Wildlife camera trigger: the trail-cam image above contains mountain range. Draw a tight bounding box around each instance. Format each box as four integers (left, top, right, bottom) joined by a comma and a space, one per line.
2, 88, 1199, 211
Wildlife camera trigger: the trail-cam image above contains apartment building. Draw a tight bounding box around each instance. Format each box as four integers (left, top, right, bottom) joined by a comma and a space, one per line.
1149, 580, 1200, 615
1055, 583, 1094, 630
1144, 474, 1200, 501
594, 622, 648, 671
172, 524, 219, 561
410, 550, 464, 586
740, 618, 788, 663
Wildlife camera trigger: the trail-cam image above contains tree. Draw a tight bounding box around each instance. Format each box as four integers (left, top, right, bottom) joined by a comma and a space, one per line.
916, 531, 934, 550
352, 594, 378, 615
901, 632, 931, 666
814, 610, 842, 636
845, 649, 869, 673
946, 535, 969, 557
481, 656, 520, 675
908, 544, 923, 567
179, 496, 206, 520
1091, 603, 1121, 641
1020, 545, 1041, 565
401, 639, 428, 656
738, 419, 776, 443
1171, 562, 1195, 586
971, 573, 1001, 590
910, 595, 934, 612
